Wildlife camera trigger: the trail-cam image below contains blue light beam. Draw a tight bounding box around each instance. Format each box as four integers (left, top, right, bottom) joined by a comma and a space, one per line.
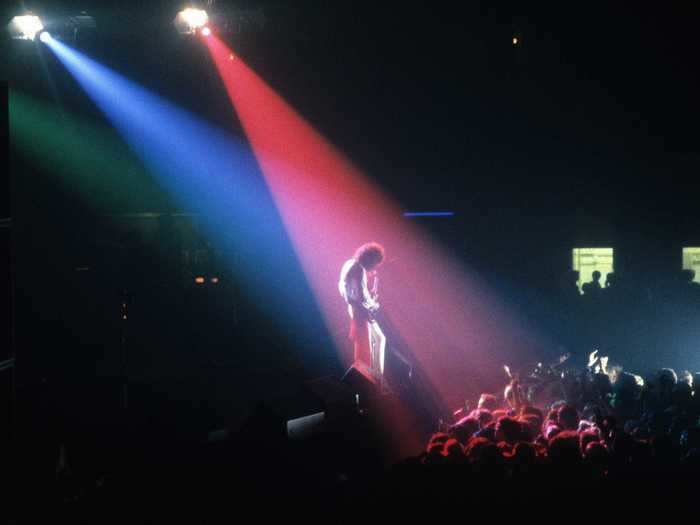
42, 35, 333, 361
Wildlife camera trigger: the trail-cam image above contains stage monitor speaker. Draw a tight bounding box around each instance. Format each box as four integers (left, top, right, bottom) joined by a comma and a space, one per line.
341, 363, 378, 404
286, 411, 326, 440
283, 374, 368, 440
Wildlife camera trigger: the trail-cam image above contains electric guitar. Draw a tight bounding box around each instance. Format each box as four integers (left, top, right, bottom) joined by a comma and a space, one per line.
366, 274, 380, 321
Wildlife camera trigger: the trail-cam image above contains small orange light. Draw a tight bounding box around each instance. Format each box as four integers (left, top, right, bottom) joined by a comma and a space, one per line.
512, 36, 519, 45
195, 276, 205, 284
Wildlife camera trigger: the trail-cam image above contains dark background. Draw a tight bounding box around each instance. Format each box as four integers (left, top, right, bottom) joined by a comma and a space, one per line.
2, 1, 700, 440
5, 2, 700, 266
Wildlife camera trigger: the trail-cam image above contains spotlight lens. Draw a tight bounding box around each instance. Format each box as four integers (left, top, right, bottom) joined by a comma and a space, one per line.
11, 15, 44, 40
175, 8, 209, 34
201, 26, 211, 37
39, 31, 51, 43
183, 8, 208, 28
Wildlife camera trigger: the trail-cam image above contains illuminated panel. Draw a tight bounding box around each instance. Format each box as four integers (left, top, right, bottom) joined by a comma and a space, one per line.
572, 248, 614, 293
682, 247, 700, 284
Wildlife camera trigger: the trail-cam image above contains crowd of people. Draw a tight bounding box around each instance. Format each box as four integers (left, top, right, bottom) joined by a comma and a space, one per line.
386, 352, 700, 508
9, 356, 700, 518
544, 268, 700, 375
562, 268, 700, 302
9, 259, 700, 517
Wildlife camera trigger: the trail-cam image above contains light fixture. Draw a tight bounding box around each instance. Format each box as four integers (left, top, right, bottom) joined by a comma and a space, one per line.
9, 14, 44, 41
9, 12, 96, 44
174, 7, 209, 35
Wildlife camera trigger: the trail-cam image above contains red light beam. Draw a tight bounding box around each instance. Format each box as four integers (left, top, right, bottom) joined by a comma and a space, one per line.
205, 34, 551, 414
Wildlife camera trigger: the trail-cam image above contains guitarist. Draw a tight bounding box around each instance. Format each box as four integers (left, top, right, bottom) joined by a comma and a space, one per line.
338, 242, 386, 382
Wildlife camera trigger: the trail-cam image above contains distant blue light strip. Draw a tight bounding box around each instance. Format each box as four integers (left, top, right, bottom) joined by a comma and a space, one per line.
403, 211, 455, 217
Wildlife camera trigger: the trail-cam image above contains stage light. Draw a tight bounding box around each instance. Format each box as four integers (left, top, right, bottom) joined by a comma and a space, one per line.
174, 7, 209, 34
210, 277, 220, 284
201, 26, 211, 37
9, 15, 44, 41
195, 276, 205, 284
10, 13, 96, 44
512, 36, 519, 46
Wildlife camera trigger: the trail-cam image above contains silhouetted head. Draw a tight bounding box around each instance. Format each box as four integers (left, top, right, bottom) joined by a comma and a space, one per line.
470, 408, 493, 428
427, 432, 449, 450
521, 405, 544, 423
451, 417, 479, 445
678, 370, 693, 388
495, 416, 522, 445
557, 404, 579, 431
465, 437, 502, 466
511, 441, 537, 465
693, 373, 700, 393
583, 441, 609, 465
673, 382, 693, 408
355, 242, 385, 271
518, 414, 541, 437
658, 368, 678, 389
548, 431, 581, 466
478, 393, 499, 411
544, 424, 561, 441
592, 270, 601, 282
442, 438, 465, 462
606, 272, 615, 287
579, 429, 600, 454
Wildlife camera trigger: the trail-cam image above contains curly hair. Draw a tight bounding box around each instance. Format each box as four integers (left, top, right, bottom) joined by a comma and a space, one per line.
355, 242, 385, 270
